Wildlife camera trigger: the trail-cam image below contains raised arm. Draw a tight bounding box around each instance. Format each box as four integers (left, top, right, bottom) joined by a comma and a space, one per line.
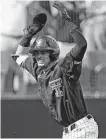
11, 13, 47, 66
65, 19, 87, 62
53, 2, 87, 61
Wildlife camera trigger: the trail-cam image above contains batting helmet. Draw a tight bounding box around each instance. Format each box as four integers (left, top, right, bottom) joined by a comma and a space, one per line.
29, 35, 60, 61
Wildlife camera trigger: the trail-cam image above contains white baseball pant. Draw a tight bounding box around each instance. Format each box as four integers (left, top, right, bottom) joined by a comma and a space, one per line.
62, 114, 98, 139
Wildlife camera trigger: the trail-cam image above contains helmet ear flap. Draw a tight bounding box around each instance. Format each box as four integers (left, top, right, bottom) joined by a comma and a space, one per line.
50, 49, 60, 61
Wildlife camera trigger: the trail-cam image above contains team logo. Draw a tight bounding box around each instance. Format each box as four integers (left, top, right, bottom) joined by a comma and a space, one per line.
49, 78, 63, 98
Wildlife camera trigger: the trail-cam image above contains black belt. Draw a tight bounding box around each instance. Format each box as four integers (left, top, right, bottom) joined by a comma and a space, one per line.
64, 114, 93, 133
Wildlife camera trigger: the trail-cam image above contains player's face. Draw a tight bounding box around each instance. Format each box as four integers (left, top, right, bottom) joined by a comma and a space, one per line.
33, 50, 51, 67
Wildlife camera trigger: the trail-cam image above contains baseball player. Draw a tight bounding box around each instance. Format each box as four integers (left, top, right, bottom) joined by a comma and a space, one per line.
11, 2, 98, 138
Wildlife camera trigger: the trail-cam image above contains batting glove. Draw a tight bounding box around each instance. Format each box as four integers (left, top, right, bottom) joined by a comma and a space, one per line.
53, 1, 77, 33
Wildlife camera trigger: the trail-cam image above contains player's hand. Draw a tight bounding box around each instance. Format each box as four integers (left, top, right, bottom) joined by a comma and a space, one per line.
53, 1, 70, 20
53, 1, 77, 33
23, 24, 40, 36
23, 13, 47, 36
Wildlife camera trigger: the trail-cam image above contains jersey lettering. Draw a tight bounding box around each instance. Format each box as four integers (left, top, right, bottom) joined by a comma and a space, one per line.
49, 78, 63, 98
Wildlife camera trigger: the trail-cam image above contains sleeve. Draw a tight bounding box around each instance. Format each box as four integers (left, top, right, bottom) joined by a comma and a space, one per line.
70, 30, 87, 62
60, 51, 82, 81
65, 19, 87, 62
59, 29, 87, 81
11, 54, 36, 77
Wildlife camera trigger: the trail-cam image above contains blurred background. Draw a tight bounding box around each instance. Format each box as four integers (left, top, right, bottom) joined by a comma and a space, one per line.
1, 0, 106, 138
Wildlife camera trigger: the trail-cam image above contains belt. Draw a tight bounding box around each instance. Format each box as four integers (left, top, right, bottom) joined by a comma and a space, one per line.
64, 114, 93, 133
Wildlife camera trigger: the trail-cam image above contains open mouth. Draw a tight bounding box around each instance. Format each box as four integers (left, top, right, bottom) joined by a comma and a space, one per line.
38, 59, 44, 63
37, 59, 45, 66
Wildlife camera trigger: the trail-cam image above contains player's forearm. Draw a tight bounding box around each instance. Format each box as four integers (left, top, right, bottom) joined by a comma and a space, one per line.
11, 34, 32, 63
52, 2, 87, 60
15, 44, 29, 55
70, 29, 87, 61
70, 29, 87, 50
65, 20, 87, 61
65, 17, 87, 48
11, 35, 32, 61
11, 24, 37, 59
